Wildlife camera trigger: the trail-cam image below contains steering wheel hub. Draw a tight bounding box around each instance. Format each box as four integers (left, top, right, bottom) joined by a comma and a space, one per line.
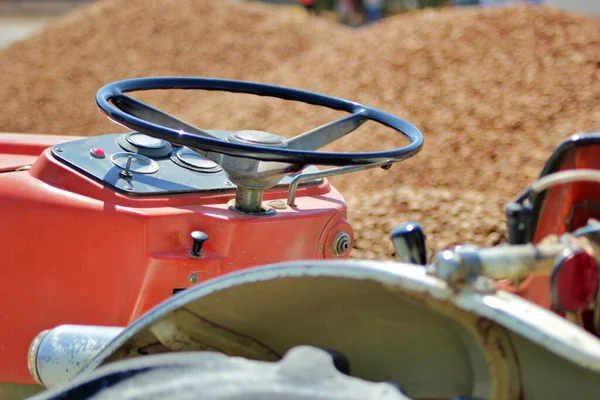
229, 130, 287, 147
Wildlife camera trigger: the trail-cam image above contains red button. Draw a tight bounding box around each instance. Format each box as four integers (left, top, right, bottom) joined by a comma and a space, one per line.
90, 148, 106, 159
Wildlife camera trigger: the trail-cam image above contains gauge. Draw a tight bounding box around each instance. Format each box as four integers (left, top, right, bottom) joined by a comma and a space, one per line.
177, 148, 218, 169
111, 152, 159, 174
171, 148, 221, 173
126, 132, 166, 149
117, 132, 173, 158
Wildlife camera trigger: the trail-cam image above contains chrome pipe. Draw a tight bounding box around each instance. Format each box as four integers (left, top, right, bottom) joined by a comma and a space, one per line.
28, 324, 124, 388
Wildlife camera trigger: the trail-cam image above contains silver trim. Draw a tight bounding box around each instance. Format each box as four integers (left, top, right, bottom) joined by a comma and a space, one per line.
110, 152, 159, 174
79, 260, 600, 377
125, 132, 166, 149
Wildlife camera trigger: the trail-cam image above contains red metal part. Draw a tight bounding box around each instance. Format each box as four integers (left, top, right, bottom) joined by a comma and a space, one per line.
534, 145, 600, 242
0, 133, 82, 172
552, 250, 599, 311
0, 133, 353, 385
508, 145, 600, 309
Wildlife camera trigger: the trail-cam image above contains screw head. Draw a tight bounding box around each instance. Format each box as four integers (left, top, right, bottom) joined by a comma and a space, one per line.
189, 273, 199, 284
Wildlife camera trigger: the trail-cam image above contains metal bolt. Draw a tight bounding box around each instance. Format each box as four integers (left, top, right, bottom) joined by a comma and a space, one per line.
332, 232, 351, 256
430, 250, 467, 283
124, 185, 133, 191
189, 273, 199, 284
267, 200, 287, 210
224, 181, 233, 186
55, 148, 63, 152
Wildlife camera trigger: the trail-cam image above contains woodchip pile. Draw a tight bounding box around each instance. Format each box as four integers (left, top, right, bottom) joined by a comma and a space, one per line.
1, 0, 599, 259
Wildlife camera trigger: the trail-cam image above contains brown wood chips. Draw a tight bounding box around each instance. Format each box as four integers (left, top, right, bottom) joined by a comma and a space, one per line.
0, 0, 599, 259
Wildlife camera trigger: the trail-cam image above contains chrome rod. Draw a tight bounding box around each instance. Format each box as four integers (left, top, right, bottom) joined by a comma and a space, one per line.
287, 161, 391, 206
235, 187, 264, 213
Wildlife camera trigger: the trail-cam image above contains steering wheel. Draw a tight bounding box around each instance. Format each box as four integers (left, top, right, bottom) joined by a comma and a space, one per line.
96, 77, 423, 167
96, 77, 423, 213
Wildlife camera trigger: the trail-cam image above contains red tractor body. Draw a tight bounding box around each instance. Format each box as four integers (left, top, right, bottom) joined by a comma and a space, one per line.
0, 77, 426, 397
3, 77, 600, 400
0, 132, 352, 385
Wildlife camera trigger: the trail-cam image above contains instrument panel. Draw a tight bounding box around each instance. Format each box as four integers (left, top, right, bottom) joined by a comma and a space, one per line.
51, 131, 322, 196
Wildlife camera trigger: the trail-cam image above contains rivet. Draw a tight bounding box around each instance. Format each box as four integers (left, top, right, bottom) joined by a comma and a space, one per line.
189, 273, 199, 284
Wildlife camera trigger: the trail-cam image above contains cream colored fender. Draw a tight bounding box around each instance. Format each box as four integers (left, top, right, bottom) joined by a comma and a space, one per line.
33, 260, 600, 399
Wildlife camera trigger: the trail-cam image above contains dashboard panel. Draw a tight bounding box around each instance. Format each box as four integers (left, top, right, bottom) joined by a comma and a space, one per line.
51, 131, 322, 196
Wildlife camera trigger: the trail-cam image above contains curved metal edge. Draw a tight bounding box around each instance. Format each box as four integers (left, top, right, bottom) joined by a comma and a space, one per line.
78, 260, 600, 377
27, 330, 50, 386
95, 77, 424, 166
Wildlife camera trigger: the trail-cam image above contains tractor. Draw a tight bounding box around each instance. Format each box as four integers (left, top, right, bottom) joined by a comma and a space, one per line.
0, 77, 422, 399
3, 77, 600, 399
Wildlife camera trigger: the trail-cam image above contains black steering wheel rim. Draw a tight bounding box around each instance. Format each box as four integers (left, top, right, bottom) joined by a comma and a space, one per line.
96, 77, 424, 166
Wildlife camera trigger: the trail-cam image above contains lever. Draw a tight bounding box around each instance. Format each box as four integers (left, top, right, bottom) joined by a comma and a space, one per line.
190, 231, 209, 258
119, 156, 133, 179
391, 222, 427, 265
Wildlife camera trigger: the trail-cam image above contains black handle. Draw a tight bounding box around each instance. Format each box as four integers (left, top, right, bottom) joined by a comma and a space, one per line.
190, 231, 209, 258
390, 222, 427, 265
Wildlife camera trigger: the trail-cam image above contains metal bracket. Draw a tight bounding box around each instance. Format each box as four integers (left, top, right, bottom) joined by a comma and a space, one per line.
286, 161, 392, 206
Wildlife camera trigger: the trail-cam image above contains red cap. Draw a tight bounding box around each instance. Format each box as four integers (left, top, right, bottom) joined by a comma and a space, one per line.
552, 250, 599, 312
90, 148, 106, 158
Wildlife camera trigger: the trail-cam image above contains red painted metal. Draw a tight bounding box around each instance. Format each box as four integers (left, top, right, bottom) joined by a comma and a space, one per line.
0, 133, 352, 385
534, 145, 600, 242
495, 276, 552, 310
510, 145, 600, 310
0, 133, 84, 172
552, 251, 599, 311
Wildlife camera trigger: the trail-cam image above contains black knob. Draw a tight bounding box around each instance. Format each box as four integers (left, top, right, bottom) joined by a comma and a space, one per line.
505, 202, 532, 245
390, 222, 427, 265
190, 231, 209, 258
